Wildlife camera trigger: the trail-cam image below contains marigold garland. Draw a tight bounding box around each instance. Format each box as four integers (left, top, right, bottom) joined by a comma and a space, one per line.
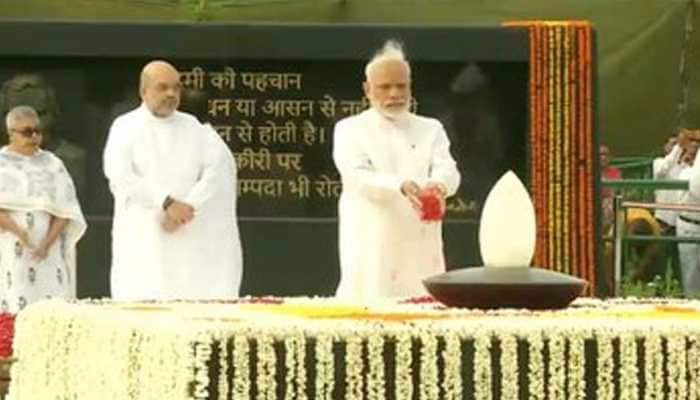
547, 27, 556, 272
503, 20, 596, 294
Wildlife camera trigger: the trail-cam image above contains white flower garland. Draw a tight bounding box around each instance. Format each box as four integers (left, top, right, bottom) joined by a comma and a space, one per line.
498, 332, 518, 400
688, 334, 700, 400
419, 330, 439, 400
367, 334, 386, 400
295, 333, 308, 400
218, 332, 229, 400
595, 328, 614, 400
284, 335, 298, 400
232, 334, 251, 400
314, 334, 334, 400
193, 335, 214, 399
473, 329, 492, 400
344, 335, 363, 400
566, 332, 586, 400
546, 331, 566, 400
666, 332, 687, 400
618, 332, 638, 400
8, 298, 700, 400
526, 330, 545, 400
643, 331, 663, 400
256, 333, 276, 400
394, 332, 413, 400
441, 332, 462, 400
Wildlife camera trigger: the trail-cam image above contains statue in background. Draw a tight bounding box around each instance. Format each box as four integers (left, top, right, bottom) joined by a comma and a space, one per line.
0, 74, 87, 197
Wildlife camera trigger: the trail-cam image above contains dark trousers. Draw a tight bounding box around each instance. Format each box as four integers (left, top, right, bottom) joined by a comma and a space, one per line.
657, 219, 682, 283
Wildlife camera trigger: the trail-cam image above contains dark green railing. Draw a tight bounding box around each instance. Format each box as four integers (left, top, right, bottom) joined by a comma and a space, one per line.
609, 156, 655, 179
603, 179, 700, 296
602, 179, 688, 190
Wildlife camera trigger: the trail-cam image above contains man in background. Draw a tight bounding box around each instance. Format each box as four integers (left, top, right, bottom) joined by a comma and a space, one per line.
600, 144, 623, 234
674, 129, 700, 297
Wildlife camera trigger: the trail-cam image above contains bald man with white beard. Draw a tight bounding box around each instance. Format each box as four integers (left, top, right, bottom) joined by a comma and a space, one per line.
332, 40, 461, 300
103, 60, 242, 301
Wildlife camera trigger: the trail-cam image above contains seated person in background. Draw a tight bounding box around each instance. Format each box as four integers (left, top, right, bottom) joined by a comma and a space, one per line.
0, 106, 86, 312
624, 208, 664, 283
602, 208, 665, 288
600, 144, 622, 180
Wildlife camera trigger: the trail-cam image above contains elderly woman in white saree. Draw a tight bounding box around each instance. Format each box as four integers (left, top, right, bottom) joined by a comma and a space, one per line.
0, 106, 86, 313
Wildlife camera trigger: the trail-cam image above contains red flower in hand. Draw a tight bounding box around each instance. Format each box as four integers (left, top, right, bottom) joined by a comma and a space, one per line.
0, 313, 15, 358
419, 188, 444, 221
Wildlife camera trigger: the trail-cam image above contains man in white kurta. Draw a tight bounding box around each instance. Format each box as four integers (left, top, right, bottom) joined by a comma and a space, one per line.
333, 41, 461, 300
653, 138, 684, 230
103, 60, 242, 300
675, 131, 700, 297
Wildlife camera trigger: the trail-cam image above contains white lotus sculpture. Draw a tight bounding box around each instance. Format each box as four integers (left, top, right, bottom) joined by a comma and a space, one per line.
479, 171, 536, 268
422, 170, 586, 309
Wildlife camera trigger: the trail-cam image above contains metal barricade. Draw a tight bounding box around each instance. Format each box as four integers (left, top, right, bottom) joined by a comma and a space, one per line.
605, 178, 700, 296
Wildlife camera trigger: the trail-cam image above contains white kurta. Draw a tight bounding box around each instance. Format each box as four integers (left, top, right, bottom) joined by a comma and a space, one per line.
103, 104, 242, 301
653, 144, 685, 226
332, 108, 460, 300
0, 148, 86, 312
677, 153, 700, 297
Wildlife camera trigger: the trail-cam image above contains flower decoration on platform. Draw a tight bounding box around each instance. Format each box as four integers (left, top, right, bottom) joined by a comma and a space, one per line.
7, 298, 700, 400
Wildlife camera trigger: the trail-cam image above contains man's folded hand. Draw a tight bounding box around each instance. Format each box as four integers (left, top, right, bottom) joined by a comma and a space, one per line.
165, 199, 194, 225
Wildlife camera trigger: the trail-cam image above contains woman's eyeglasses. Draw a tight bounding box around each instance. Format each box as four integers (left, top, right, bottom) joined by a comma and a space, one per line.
10, 127, 42, 138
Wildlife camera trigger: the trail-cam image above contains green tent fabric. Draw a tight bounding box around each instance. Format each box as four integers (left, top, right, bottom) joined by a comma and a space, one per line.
0, 0, 694, 156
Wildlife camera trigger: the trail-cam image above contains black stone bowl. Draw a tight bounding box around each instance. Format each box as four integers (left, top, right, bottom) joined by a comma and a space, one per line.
423, 266, 587, 309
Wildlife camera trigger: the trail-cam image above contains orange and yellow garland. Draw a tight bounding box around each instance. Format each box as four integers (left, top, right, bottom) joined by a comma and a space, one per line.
503, 21, 595, 294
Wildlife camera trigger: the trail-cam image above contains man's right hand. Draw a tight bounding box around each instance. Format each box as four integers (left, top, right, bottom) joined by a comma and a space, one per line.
400, 180, 422, 212
165, 199, 195, 225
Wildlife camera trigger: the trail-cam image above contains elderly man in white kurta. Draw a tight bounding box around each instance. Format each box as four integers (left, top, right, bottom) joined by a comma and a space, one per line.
333, 40, 461, 300
103, 60, 242, 300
